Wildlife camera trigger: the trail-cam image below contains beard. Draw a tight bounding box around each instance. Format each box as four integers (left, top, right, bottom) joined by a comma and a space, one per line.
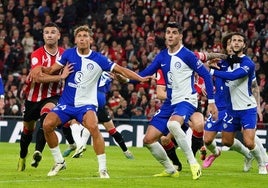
231, 46, 243, 54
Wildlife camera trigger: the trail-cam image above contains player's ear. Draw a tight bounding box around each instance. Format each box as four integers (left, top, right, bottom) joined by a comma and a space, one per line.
89, 36, 94, 44
57, 32, 61, 40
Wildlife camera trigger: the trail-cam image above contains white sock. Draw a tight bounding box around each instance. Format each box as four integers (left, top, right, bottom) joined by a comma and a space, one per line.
206, 139, 219, 155
97, 153, 107, 172
71, 123, 83, 148
145, 142, 176, 173
167, 121, 197, 164
255, 135, 268, 162
230, 139, 251, 159
81, 127, 90, 148
250, 144, 265, 166
50, 145, 64, 163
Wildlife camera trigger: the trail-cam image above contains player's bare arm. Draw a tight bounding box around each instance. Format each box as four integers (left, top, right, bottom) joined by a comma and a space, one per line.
33, 63, 73, 83
252, 79, 263, 121
113, 64, 153, 82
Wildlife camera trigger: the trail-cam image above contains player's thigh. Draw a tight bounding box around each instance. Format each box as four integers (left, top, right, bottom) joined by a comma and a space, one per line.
83, 110, 98, 130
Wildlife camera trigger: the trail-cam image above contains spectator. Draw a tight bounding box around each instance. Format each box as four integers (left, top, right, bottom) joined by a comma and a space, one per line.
21, 31, 34, 59
131, 106, 147, 120
108, 90, 124, 112
6, 104, 22, 116
145, 98, 160, 120
263, 103, 268, 125
62, 0, 76, 34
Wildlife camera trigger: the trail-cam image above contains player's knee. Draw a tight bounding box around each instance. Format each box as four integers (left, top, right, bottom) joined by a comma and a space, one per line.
160, 136, 170, 146
143, 136, 152, 145
167, 121, 185, 137
244, 141, 255, 150
221, 138, 233, 147
43, 117, 58, 133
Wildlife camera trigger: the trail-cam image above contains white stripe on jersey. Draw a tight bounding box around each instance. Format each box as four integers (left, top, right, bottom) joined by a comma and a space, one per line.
170, 55, 198, 107
225, 63, 256, 110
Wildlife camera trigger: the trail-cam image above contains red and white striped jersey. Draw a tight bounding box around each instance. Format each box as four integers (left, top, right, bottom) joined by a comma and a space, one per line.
24, 46, 65, 102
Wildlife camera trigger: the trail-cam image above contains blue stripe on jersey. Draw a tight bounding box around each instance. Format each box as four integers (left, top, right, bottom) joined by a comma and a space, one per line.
97, 72, 112, 108
139, 46, 214, 104
214, 56, 256, 110
57, 48, 114, 107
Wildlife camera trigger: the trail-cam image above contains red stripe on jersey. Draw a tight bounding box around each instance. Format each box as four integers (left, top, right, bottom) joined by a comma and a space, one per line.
24, 47, 64, 102
156, 69, 165, 85
194, 52, 207, 62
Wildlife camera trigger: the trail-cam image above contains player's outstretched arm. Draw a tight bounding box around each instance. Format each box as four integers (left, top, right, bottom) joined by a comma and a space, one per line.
113, 64, 153, 83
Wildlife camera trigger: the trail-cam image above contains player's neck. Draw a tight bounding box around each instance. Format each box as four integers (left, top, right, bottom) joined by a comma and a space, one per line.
44, 45, 58, 56
168, 43, 181, 53
78, 48, 90, 55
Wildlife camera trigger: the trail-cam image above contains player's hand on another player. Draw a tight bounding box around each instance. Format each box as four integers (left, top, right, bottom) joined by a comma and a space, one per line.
61, 63, 74, 80
207, 103, 218, 121
207, 58, 221, 69
140, 75, 155, 83
27, 66, 44, 82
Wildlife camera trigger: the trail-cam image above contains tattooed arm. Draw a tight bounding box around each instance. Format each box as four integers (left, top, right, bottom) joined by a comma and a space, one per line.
252, 79, 263, 122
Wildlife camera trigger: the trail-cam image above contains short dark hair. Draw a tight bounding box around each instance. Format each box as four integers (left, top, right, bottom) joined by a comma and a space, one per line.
165, 22, 183, 33
231, 32, 246, 42
43, 22, 60, 31
221, 32, 233, 50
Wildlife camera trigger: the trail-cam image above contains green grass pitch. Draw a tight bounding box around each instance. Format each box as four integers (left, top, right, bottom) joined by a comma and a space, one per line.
0, 143, 267, 188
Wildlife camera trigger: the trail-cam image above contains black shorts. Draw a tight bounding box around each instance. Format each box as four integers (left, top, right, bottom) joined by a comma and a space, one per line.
97, 106, 111, 123
23, 96, 60, 122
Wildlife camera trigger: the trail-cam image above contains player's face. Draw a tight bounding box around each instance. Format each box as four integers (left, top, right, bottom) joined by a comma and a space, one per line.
165, 27, 182, 49
230, 35, 245, 54
75, 31, 93, 51
43, 27, 60, 46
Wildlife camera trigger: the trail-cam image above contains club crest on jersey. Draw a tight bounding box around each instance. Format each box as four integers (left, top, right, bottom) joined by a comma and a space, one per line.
32, 57, 38, 65
207, 122, 212, 129
87, 63, 94, 71
174, 62, 181, 69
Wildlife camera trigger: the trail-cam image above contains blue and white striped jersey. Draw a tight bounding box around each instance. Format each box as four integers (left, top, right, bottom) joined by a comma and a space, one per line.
57, 48, 115, 107
97, 71, 112, 108
140, 45, 214, 107
213, 55, 256, 110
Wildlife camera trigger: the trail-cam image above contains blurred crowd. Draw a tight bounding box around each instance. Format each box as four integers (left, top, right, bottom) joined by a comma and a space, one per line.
0, 0, 267, 124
